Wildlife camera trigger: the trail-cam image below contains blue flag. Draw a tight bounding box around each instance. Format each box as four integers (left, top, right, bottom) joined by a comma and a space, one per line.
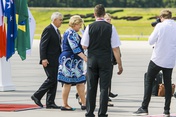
5, 0, 17, 60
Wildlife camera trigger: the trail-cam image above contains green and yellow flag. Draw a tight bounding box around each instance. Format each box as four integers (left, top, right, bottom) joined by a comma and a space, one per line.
15, 0, 30, 60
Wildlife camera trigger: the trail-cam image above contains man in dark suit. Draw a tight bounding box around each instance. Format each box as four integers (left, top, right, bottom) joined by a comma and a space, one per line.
81, 4, 123, 117
31, 12, 63, 109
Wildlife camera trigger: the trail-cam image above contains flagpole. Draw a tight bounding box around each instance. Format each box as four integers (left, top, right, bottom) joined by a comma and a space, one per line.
0, 57, 15, 91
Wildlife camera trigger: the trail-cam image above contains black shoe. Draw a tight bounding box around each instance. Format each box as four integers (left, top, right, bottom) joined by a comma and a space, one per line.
31, 95, 43, 107
81, 105, 86, 110
109, 92, 118, 98
46, 104, 61, 109
174, 92, 176, 98
108, 102, 114, 107
163, 110, 170, 117
76, 93, 79, 99
132, 107, 148, 116
108, 97, 112, 102
76, 93, 82, 105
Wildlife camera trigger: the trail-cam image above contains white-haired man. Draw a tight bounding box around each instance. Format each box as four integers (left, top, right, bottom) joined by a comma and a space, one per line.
31, 12, 63, 109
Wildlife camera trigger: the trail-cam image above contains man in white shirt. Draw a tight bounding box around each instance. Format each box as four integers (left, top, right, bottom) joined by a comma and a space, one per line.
133, 9, 176, 117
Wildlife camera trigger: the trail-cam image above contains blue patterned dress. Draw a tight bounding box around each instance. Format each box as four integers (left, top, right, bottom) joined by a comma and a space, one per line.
57, 28, 86, 85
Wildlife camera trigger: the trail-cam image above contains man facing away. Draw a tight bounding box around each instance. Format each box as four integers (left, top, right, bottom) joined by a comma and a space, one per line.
81, 4, 123, 117
31, 12, 63, 109
133, 9, 176, 117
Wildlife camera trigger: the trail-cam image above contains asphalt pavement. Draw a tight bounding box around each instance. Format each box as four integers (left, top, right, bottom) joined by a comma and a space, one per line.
0, 40, 176, 117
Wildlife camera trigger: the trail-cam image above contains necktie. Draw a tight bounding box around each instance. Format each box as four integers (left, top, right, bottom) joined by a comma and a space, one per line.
56, 29, 60, 37
56, 29, 61, 44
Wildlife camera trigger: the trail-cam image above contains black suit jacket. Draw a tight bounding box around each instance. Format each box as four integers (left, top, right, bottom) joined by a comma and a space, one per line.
39, 24, 61, 66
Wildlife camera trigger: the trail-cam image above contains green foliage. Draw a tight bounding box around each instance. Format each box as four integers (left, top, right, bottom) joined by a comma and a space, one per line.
31, 8, 176, 41
28, 0, 176, 7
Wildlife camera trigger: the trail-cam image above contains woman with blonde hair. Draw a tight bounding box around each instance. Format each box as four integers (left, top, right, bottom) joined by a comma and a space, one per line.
58, 15, 87, 111
104, 13, 119, 106
104, 13, 112, 23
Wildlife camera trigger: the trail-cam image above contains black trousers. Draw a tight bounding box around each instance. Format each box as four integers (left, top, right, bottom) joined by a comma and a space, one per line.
108, 65, 114, 94
142, 60, 173, 111
33, 65, 58, 105
85, 56, 112, 117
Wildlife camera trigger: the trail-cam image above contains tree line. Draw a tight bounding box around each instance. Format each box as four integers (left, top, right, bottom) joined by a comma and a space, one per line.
28, 0, 176, 8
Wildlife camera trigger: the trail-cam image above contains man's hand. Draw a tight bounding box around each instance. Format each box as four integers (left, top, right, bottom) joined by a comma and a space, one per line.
117, 65, 123, 75
42, 59, 49, 67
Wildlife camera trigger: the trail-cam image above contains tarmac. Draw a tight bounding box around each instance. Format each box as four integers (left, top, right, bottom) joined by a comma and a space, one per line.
0, 40, 176, 117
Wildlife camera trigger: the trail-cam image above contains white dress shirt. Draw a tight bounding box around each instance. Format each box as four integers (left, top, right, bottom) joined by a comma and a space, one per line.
81, 20, 121, 48
51, 23, 58, 34
149, 19, 176, 68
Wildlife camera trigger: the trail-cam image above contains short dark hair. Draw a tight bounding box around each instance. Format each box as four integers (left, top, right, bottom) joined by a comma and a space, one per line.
94, 4, 105, 17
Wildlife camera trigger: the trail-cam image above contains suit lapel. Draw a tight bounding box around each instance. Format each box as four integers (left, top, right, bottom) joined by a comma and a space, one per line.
50, 24, 61, 44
